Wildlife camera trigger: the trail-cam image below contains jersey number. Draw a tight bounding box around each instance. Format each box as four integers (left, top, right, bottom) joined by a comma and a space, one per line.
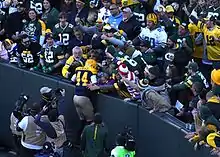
124, 55, 138, 67
21, 51, 34, 63
134, 12, 145, 26
58, 33, 70, 46
76, 71, 89, 86
206, 35, 216, 46
30, 1, 43, 14
45, 51, 54, 63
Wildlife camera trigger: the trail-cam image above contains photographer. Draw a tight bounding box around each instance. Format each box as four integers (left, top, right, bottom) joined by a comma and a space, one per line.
34, 89, 67, 157
10, 94, 29, 156
111, 127, 136, 157
17, 103, 48, 157
39, 86, 65, 110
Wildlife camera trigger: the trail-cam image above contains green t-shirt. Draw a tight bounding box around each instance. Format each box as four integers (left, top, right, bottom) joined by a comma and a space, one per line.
111, 146, 135, 157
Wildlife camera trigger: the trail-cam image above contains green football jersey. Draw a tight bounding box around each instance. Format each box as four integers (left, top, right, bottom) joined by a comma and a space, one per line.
53, 23, 74, 46
30, 0, 43, 15
114, 51, 142, 72
41, 44, 64, 66
207, 6, 220, 19
23, 20, 43, 41
133, 4, 147, 27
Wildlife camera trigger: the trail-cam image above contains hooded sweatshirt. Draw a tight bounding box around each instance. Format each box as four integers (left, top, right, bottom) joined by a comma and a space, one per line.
108, 12, 123, 29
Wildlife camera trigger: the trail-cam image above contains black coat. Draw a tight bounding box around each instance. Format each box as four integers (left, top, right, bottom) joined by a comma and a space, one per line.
118, 16, 141, 40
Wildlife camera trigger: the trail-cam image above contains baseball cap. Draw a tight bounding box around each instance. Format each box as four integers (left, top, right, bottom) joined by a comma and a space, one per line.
40, 87, 52, 94
122, 7, 132, 13
166, 5, 174, 13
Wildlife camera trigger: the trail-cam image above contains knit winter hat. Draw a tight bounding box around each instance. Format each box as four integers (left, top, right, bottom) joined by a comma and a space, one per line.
148, 65, 160, 77
118, 64, 129, 76
137, 79, 148, 90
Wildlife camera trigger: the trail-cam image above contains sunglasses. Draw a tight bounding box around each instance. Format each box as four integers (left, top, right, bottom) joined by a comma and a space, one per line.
109, 8, 117, 10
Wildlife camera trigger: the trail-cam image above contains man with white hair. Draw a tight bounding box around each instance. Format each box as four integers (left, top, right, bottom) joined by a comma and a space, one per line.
62, 46, 84, 79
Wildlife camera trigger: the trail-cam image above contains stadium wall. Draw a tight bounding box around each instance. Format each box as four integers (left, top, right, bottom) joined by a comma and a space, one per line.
0, 62, 215, 157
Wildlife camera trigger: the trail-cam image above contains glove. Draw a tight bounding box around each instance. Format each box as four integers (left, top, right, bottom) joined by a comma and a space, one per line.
55, 88, 65, 97
42, 66, 47, 73
47, 66, 54, 73
33, 66, 39, 71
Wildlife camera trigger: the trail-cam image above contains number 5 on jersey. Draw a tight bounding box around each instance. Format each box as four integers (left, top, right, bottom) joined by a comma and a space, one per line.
76, 71, 89, 86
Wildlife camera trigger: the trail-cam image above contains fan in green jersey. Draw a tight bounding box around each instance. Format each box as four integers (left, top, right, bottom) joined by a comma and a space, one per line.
53, 12, 74, 56
39, 33, 65, 74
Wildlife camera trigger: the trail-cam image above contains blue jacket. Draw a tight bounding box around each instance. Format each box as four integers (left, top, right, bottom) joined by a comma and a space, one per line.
108, 12, 123, 29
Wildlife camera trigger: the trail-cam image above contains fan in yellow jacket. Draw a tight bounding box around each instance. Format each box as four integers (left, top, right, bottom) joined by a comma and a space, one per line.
188, 23, 204, 59
62, 46, 84, 79
197, 17, 220, 61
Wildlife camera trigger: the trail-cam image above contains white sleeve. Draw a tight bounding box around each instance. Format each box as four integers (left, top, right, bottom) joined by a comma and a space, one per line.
71, 74, 76, 82
138, 28, 146, 40
90, 75, 97, 84
18, 116, 29, 131
157, 30, 167, 45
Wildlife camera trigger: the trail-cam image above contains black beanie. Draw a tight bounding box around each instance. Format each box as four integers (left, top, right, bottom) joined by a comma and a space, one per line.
94, 113, 102, 124
148, 65, 160, 77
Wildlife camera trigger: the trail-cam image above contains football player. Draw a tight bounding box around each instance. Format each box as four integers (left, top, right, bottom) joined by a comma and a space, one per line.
71, 59, 98, 144
53, 12, 74, 57
39, 33, 65, 74
71, 59, 97, 123
18, 34, 42, 69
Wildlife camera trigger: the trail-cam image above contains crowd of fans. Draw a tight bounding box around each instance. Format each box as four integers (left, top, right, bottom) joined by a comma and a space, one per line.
0, 0, 220, 156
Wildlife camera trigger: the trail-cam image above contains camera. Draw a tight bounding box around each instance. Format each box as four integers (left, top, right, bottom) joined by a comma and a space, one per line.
120, 126, 136, 152
13, 94, 29, 121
